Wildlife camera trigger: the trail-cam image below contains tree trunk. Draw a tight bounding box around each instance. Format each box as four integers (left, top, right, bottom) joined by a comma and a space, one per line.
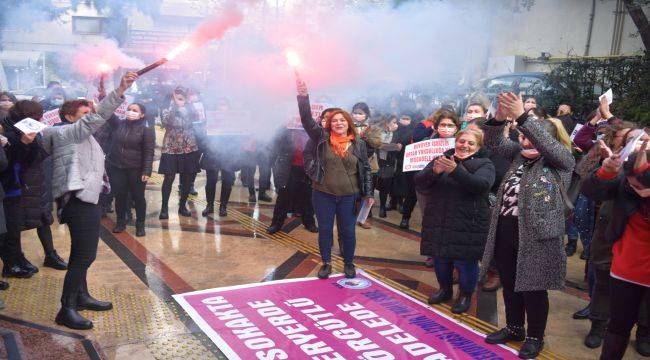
623, 0, 650, 49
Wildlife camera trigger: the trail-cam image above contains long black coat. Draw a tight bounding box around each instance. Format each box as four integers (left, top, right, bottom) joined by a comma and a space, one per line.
414, 148, 495, 260
0, 144, 7, 234
0, 117, 53, 230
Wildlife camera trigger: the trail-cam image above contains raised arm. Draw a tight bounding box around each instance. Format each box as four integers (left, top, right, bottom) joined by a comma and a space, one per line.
517, 114, 575, 172
296, 76, 324, 142
481, 120, 521, 161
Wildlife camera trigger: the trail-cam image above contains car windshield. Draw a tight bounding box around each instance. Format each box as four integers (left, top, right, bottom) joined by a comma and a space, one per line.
484, 76, 518, 95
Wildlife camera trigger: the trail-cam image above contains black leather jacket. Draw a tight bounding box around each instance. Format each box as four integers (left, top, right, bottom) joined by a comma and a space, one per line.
105, 116, 155, 176
298, 95, 373, 198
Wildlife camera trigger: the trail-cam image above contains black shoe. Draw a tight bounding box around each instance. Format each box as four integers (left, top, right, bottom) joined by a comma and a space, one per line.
485, 326, 526, 344
18, 256, 38, 274
304, 224, 319, 233
425, 257, 434, 268
267, 224, 281, 234
399, 216, 410, 229
451, 293, 472, 314
159, 208, 169, 220
248, 193, 257, 203
178, 205, 192, 217
317, 264, 332, 279
218, 205, 228, 217
56, 307, 93, 330
258, 191, 272, 202
135, 221, 146, 237
77, 292, 113, 311
126, 211, 134, 225
0, 281, 9, 290
189, 187, 198, 196
379, 207, 387, 218
202, 205, 214, 217
44, 251, 68, 270
2, 265, 33, 278
565, 244, 576, 257
344, 263, 356, 278
572, 305, 590, 320
518, 337, 544, 359
580, 249, 589, 260
584, 320, 606, 349
428, 288, 452, 305
112, 221, 126, 233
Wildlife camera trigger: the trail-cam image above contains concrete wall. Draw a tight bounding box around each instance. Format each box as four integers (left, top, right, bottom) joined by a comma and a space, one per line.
486, 0, 648, 76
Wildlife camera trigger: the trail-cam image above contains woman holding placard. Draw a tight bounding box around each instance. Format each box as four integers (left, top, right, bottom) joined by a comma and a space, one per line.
415, 128, 495, 314
296, 76, 373, 280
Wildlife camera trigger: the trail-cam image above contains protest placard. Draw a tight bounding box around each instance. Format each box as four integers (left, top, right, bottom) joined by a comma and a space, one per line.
15, 118, 47, 134
287, 102, 332, 129
570, 123, 583, 141
41, 109, 61, 126
174, 271, 518, 360
402, 138, 455, 172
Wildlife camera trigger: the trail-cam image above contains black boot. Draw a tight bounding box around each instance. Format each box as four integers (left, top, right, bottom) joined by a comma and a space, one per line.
159, 205, 169, 220
77, 280, 113, 311
565, 240, 577, 257
304, 224, 319, 233
344, 263, 356, 279
202, 204, 214, 217
584, 319, 607, 349
218, 204, 228, 217
428, 287, 452, 305
518, 337, 544, 359
600, 331, 629, 359
112, 219, 126, 233
18, 255, 39, 274
451, 292, 472, 314
258, 190, 272, 202
267, 223, 282, 234
317, 263, 332, 279
636, 326, 650, 357
189, 185, 198, 196
0, 280, 9, 290
178, 203, 192, 217
135, 220, 146, 237
573, 304, 591, 319
56, 292, 92, 330
2, 265, 33, 278
485, 325, 526, 344
248, 188, 257, 203
44, 250, 68, 270
399, 215, 410, 229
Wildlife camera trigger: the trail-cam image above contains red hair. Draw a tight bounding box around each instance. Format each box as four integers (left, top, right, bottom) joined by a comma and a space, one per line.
325, 110, 357, 137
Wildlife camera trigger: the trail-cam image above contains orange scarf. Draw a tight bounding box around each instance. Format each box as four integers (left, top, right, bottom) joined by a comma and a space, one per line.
329, 133, 355, 158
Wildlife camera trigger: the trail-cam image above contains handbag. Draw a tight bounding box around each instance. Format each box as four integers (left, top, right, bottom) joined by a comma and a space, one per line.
550, 168, 580, 219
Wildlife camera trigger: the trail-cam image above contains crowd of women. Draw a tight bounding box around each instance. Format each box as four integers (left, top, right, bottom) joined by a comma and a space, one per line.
0, 70, 648, 360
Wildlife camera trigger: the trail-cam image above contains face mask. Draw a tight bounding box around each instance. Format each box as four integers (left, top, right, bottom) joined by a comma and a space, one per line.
437, 127, 456, 138
0, 101, 13, 110
52, 99, 64, 106
126, 110, 140, 121
352, 113, 366, 123
177, 107, 188, 117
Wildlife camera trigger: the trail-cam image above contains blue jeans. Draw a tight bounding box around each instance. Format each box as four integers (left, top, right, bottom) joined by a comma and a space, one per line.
312, 190, 357, 264
574, 194, 595, 251
434, 257, 479, 294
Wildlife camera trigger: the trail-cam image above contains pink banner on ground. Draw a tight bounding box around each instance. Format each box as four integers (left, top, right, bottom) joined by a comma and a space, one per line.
173, 271, 517, 360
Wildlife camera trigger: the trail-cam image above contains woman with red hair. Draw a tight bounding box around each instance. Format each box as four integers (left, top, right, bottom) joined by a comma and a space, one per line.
296, 77, 373, 279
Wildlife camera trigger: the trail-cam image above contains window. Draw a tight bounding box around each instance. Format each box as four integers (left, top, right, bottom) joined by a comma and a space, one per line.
72, 16, 103, 34
484, 76, 518, 95
518, 76, 548, 95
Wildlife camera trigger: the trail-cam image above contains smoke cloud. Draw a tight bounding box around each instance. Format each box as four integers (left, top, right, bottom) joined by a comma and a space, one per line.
65, 38, 144, 79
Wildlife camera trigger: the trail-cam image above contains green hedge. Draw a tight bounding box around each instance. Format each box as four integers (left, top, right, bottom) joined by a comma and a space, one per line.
533, 52, 649, 126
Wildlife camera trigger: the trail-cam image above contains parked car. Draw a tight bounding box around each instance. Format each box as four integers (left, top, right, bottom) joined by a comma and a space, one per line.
460, 72, 552, 114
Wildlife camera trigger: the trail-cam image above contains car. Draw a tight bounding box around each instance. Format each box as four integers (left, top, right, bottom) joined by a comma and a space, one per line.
460, 72, 552, 114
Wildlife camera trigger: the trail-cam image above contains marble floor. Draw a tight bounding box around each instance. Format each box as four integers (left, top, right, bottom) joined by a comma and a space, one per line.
0, 166, 644, 359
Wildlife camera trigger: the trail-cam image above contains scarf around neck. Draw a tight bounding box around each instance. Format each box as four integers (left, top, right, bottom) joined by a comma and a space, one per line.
329, 132, 355, 158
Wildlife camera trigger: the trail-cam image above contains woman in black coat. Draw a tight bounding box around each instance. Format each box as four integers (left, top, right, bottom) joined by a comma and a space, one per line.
0, 136, 9, 292
0, 101, 67, 278
105, 103, 155, 237
414, 128, 495, 314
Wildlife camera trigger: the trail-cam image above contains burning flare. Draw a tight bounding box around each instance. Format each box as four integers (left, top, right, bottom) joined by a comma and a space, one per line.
166, 41, 192, 61
98, 63, 111, 73
285, 50, 302, 68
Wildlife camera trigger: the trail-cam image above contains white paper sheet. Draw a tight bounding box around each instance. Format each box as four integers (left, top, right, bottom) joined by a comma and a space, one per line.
14, 118, 47, 134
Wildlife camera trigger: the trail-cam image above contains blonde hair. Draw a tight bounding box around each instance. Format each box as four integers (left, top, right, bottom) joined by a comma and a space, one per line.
455, 127, 484, 148
547, 118, 572, 152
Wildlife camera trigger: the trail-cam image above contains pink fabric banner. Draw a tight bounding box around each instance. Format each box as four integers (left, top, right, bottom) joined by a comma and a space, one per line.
173, 271, 518, 360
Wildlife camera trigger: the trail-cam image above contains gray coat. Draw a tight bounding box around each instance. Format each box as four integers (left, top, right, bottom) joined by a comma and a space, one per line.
41, 91, 124, 205
480, 116, 575, 292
